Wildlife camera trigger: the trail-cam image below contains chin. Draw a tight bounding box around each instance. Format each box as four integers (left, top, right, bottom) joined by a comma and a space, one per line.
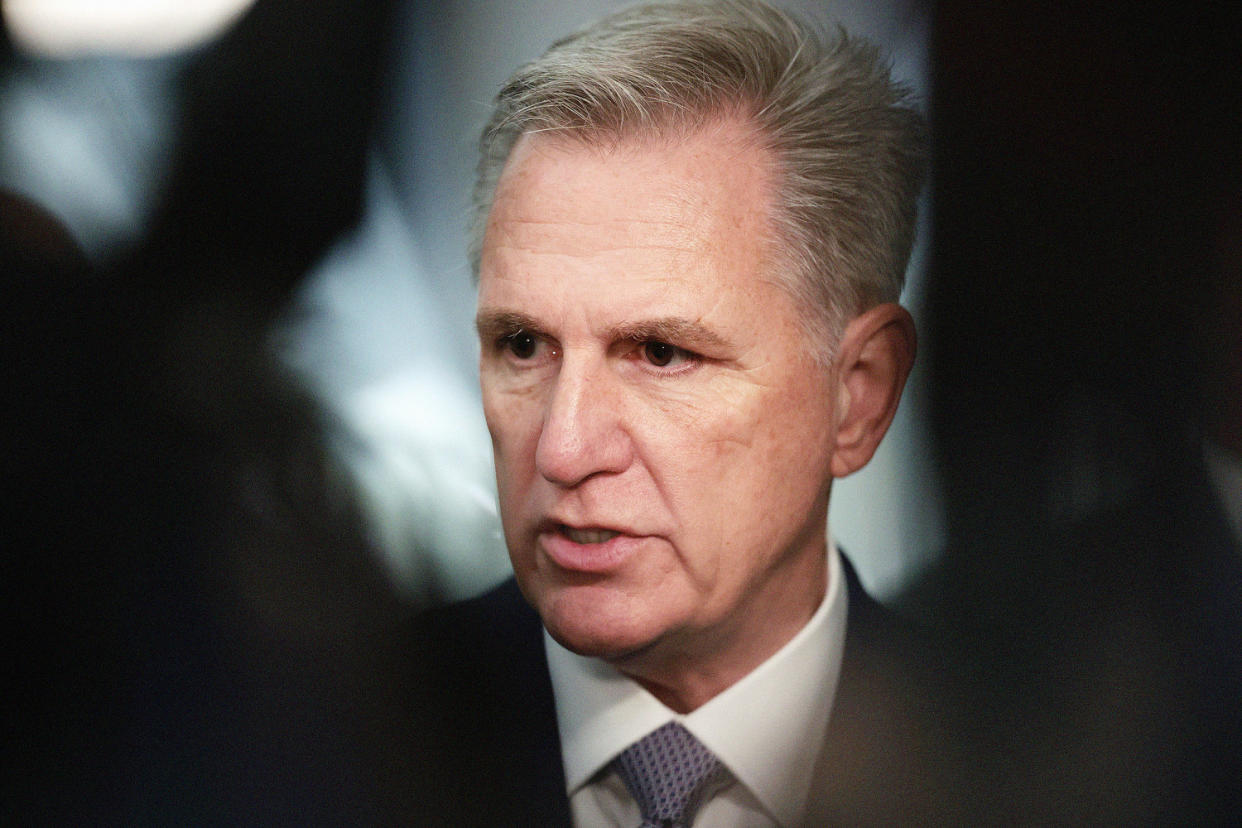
537, 580, 665, 662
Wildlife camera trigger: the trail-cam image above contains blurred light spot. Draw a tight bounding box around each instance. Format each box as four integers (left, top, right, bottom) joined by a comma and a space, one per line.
0, 58, 180, 260
334, 370, 511, 603
279, 154, 511, 604
4, 0, 257, 58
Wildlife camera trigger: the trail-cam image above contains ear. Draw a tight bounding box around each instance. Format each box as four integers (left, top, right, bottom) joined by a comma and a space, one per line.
829, 303, 917, 479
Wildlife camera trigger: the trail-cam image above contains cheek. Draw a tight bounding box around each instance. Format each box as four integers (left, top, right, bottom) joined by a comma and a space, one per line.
758, 383, 837, 486
485, 403, 541, 577
675, 378, 833, 528
483, 387, 541, 463
643, 396, 764, 544
667, 380, 806, 469
482, 389, 546, 533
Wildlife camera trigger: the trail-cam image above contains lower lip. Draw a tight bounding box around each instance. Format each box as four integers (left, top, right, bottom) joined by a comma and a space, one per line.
539, 529, 645, 573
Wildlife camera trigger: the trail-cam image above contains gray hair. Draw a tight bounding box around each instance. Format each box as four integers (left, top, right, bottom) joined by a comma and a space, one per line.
470, 0, 928, 355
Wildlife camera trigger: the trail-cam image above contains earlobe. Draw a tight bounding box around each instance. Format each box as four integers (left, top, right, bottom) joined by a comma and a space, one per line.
828, 303, 916, 478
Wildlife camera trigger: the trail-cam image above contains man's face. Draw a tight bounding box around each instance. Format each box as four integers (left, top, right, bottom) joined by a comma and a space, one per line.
477, 121, 838, 687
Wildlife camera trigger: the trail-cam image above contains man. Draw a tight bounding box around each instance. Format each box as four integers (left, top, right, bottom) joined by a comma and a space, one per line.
408, 2, 952, 824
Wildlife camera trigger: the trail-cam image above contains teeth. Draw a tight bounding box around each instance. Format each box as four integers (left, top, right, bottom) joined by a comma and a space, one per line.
562, 526, 620, 545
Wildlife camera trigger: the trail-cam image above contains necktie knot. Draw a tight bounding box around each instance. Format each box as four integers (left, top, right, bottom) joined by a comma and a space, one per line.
613, 721, 729, 828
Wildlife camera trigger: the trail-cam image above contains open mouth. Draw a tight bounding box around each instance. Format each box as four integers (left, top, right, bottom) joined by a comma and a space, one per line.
559, 525, 621, 545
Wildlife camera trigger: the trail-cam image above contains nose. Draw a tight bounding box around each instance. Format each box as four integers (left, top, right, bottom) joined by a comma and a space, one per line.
535, 354, 633, 488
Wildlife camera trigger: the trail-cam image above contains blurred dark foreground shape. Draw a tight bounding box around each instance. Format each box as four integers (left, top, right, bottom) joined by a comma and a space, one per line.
1, 0, 447, 821
924, 1, 1242, 822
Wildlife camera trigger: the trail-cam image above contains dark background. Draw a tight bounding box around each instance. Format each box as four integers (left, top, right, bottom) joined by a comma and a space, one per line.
925, 2, 1242, 822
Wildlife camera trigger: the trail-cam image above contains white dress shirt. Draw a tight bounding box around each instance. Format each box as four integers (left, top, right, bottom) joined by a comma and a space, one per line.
546, 540, 849, 827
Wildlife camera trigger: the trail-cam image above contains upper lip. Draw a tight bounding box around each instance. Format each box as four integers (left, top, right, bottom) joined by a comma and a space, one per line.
539, 516, 636, 536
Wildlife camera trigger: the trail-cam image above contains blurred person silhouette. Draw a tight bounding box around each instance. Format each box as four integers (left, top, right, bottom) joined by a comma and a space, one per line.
2, 0, 429, 822
924, 1, 1242, 822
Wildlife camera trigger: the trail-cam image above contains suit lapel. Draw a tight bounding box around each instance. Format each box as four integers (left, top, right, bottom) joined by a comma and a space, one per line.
410, 579, 571, 826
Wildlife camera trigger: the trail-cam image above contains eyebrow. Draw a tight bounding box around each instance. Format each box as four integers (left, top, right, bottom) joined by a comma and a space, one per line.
475, 310, 546, 342
475, 309, 730, 352
610, 317, 729, 351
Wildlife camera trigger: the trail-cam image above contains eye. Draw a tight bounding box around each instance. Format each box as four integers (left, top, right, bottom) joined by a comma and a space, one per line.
502, 330, 539, 360
640, 340, 690, 368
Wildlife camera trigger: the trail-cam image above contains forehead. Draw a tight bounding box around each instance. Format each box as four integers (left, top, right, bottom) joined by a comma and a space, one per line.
479, 121, 778, 308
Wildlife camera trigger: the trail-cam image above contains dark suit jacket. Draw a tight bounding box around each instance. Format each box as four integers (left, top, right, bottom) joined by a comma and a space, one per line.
400, 555, 963, 826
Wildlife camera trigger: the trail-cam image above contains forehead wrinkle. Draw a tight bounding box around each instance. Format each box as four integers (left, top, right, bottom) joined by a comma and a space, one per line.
491, 241, 701, 260
485, 218, 703, 269
492, 212, 703, 252
495, 216, 691, 231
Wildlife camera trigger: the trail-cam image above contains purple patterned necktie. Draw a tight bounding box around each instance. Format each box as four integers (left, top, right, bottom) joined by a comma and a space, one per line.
613, 721, 730, 828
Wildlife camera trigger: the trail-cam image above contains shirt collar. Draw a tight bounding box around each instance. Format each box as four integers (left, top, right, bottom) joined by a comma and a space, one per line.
546, 538, 849, 827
